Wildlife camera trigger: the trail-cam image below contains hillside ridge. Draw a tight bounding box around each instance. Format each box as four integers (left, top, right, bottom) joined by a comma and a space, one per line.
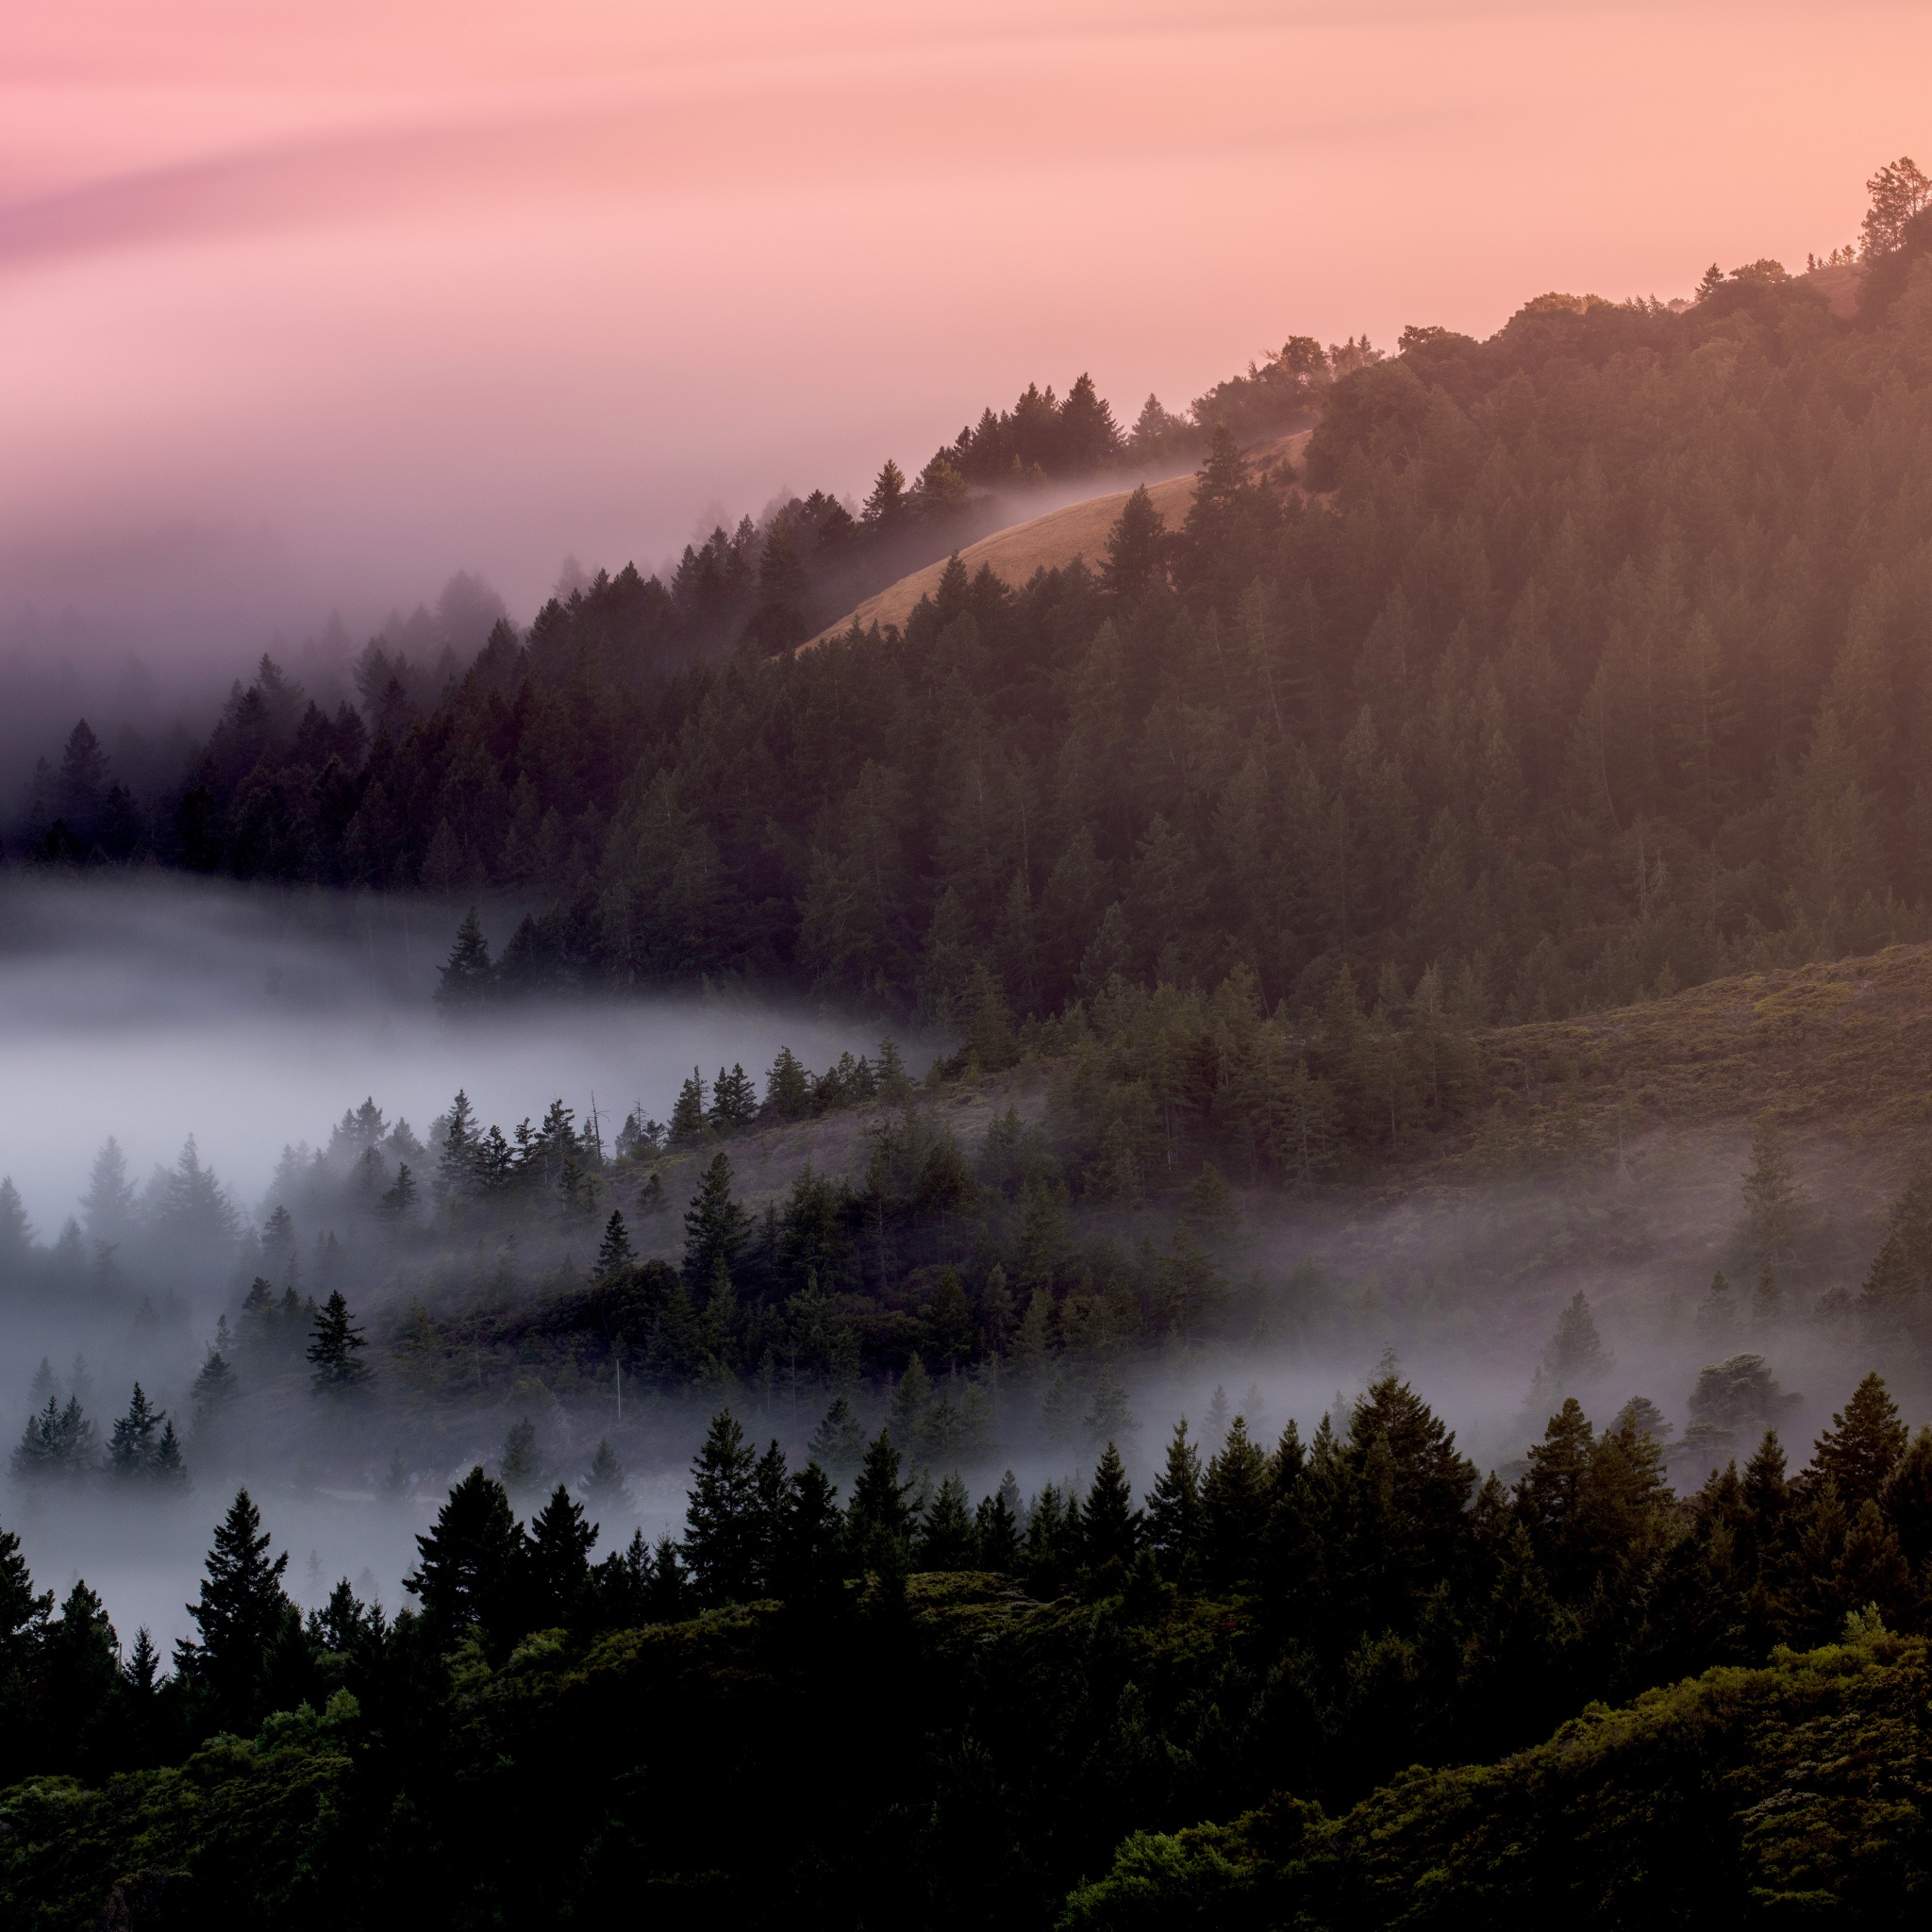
802, 426, 1312, 645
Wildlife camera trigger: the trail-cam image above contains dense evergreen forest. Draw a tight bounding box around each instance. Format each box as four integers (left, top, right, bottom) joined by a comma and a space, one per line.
9, 164, 1932, 1924
9, 346, 1322, 866
18, 193, 1932, 1049
2, 1365, 1929, 1924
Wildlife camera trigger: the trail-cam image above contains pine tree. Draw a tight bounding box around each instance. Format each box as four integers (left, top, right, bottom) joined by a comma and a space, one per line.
1101, 485, 1169, 601
9, 1399, 56, 1483
1515, 1397, 1595, 1588
591, 1527, 653, 1626
1810, 1373, 1907, 1506
752, 1439, 791, 1593
307, 1576, 374, 1656
683, 1409, 760, 1605
1204, 1386, 1230, 1446
890, 1355, 933, 1448
120, 1624, 162, 1766
682, 1151, 751, 1289
808, 1395, 866, 1476
780, 1461, 848, 1608
921, 1271, 975, 1369
1144, 1420, 1203, 1577
0, 1176, 33, 1270
860, 458, 908, 530
437, 1090, 480, 1200
914, 1473, 978, 1571
147, 1420, 189, 1491
1083, 1442, 1141, 1570
381, 1162, 418, 1216
307, 1290, 372, 1392
874, 1038, 912, 1105
764, 1046, 813, 1120
108, 1385, 164, 1476
1199, 1417, 1271, 1583
527, 1484, 598, 1627
847, 1428, 914, 1571
595, 1209, 634, 1276
192, 1348, 240, 1429
1024, 1485, 1077, 1597
0, 1520, 50, 1695
49, 1395, 97, 1476
1084, 1365, 1137, 1444
434, 908, 494, 1006
974, 1477, 1022, 1571
179, 1489, 295, 1728
1039, 1369, 1077, 1445
1543, 1291, 1612, 1388
644, 1538, 689, 1622
406, 1466, 527, 1641
708, 1063, 758, 1131
668, 1069, 709, 1146
499, 1417, 541, 1494
82, 1136, 137, 1243
582, 1437, 628, 1513
40, 1580, 121, 1775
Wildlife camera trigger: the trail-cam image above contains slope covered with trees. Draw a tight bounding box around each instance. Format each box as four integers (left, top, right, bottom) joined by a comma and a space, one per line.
19, 175, 1932, 1043
3, 1366, 1931, 1926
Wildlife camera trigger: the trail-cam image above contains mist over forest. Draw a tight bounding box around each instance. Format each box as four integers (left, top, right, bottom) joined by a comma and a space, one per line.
8, 159, 1932, 1928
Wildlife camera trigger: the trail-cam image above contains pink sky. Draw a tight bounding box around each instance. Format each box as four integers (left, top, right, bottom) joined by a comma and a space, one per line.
2, 0, 1926, 644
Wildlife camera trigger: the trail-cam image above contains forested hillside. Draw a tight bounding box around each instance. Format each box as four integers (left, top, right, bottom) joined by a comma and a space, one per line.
4, 1368, 1930, 1926
20, 204, 1932, 1041
10, 349, 1324, 867
11, 160, 1932, 1930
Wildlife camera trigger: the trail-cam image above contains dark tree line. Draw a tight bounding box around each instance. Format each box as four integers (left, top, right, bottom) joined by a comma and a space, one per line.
3, 1366, 1929, 1924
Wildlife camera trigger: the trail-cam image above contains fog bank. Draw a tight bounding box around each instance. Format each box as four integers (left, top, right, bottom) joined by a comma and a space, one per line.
0, 872, 884, 1233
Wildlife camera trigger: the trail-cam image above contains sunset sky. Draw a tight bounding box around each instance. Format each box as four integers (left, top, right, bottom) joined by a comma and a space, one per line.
3, 0, 1926, 647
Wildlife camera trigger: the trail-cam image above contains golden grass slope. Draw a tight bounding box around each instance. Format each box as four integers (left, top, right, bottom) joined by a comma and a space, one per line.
802, 428, 1312, 648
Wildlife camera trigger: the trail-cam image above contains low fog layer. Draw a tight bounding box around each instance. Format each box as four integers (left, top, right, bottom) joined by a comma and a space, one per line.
0, 873, 907, 1640
0, 873, 874, 1230
0, 878, 1912, 1657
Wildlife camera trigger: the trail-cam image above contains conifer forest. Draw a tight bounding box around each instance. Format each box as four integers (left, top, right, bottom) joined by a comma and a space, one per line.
7, 153, 1932, 1926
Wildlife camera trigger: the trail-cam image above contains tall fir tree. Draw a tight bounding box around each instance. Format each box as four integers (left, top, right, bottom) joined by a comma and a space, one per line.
668, 1069, 709, 1147
527, 1484, 598, 1627
582, 1437, 628, 1514
683, 1152, 751, 1290
1810, 1373, 1907, 1506
178, 1489, 296, 1729
595, 1210, 635, 1276
108, 1384, 164, 1476
434, 908, 494, 1006
682, 1409, 761, 1605
1144, 1419, 1202, 1577
846, 1428, 914, 1572
406, 1466, 527, 1641
1082, 1442, 1141, 1569
307, 1290, 372, 1392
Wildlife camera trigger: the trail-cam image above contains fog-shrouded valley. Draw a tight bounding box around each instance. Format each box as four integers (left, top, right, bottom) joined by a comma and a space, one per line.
7, 64, 1932, 1923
